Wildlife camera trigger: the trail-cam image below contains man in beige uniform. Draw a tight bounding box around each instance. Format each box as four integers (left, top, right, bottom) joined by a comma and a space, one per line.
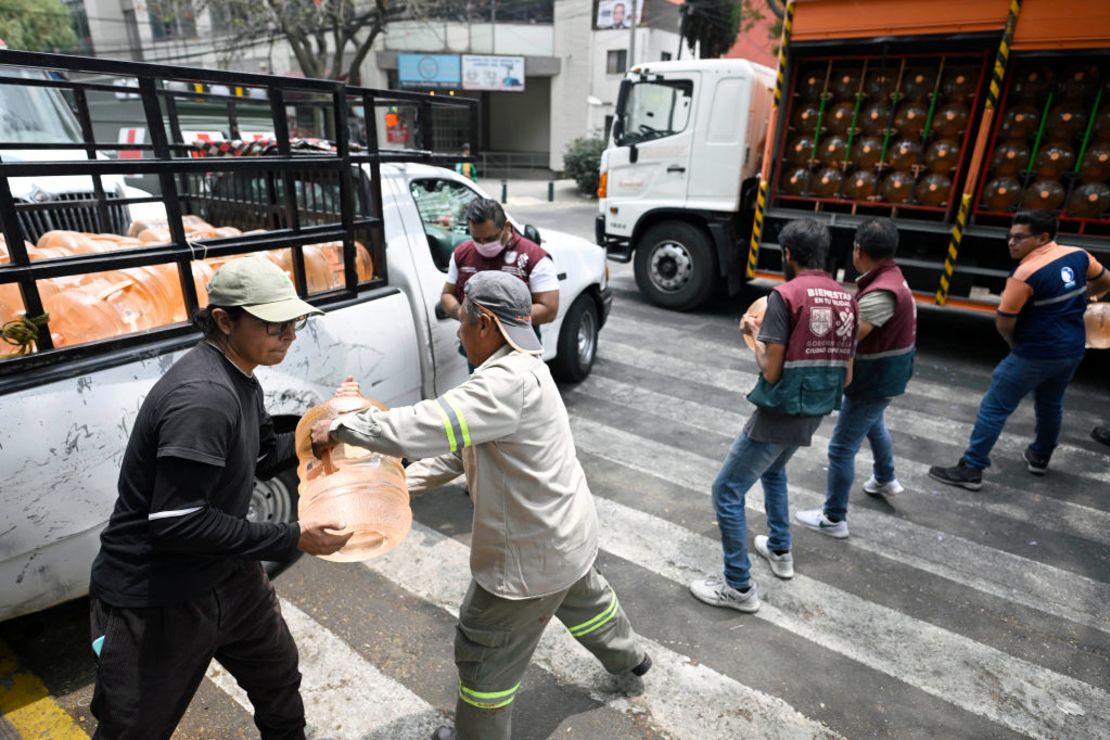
311, 271, 650, 740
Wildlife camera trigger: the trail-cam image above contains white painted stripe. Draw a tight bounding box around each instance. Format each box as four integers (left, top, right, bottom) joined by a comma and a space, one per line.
366, 523, 841, 740
585, 492, 1110, 740
602, 313, 1107, 428
206, 599, 446, 739
147, 506, 203, 521
568, 403, 1110, 636
594, 337, 1110, 542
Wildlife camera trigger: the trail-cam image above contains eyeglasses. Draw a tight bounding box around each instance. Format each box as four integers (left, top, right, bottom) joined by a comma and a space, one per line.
259, 315, 309, 336
1007, 232, 1036, 244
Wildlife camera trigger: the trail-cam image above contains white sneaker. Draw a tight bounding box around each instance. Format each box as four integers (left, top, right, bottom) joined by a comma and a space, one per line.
863, 476, 904, 497
753, 535, 794, 579
689, 575, 761, 613
794, 509, 850, 539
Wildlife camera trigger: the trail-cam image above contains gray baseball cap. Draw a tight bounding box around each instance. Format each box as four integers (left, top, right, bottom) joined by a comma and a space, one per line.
465, 271, 543, 354
206, 255, 324, 322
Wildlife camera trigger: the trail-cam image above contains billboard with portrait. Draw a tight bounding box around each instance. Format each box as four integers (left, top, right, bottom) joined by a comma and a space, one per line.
595, 0, 641, 29
461, 55, 526, 92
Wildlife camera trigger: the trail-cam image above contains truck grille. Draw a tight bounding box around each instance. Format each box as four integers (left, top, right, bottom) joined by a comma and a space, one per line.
13, 192, 130, 245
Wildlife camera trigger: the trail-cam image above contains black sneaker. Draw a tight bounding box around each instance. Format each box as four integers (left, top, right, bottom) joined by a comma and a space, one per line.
631, 653, 653, 677
928, 460, 983, 491
1092, 425, 1110, 449
1022, 448, 1049, 475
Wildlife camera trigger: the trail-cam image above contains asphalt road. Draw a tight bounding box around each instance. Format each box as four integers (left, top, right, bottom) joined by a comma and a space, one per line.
3, 198, 1109, 739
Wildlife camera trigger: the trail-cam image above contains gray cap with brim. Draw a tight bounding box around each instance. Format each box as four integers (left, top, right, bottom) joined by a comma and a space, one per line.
465, 270, 543, 354
206, 255, 324, 322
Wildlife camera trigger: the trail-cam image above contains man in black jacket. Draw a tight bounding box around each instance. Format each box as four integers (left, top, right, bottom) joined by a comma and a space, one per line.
88, 256, 351, 739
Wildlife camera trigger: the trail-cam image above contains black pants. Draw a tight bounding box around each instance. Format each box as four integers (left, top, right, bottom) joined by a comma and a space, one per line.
89, 561, 305, 740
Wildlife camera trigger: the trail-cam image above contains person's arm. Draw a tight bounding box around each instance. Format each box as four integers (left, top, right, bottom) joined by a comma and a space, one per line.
255, 406, 296, 481
855, 290, 895, 342
995, 276, 1032, 349
148, 457, 349, 558
440, 253, 463, 320
316, 368, 525, 460
404, 452, 466, 496
746, 291, 789, 384
527, 257, 560, 325
531, 290, 559, 325
1088, 256, 1110, 299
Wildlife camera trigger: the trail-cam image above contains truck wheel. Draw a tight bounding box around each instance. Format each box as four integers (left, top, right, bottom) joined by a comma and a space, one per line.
552, 295, 599, 383
249, 466, 301, 577
634, 222, 716, 311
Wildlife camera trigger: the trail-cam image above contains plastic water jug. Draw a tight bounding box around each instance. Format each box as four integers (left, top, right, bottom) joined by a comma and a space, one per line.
742, 296, 768, 351
1087, 303, 1110, 350
294, 387, 411, 562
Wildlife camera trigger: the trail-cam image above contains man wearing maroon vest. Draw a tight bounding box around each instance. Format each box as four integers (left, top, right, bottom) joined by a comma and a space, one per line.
796, 218, 916, 539
690, 220, 857, 613
441, 198, 559, 335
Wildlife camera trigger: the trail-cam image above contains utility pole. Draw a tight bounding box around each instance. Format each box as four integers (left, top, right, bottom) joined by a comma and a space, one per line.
628, 0, 638, 67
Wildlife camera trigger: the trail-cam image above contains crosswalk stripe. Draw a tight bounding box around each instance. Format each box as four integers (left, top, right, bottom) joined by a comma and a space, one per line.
365, 523, 843, 740
594, 338, 1110, 545
205, 599, 446, 739
569, 407, 1110, 636
584, 493, 1109, 740
603, 314, 1108, 431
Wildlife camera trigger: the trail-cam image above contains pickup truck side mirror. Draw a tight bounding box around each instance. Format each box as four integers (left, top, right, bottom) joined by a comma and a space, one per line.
523, 224, 541, 244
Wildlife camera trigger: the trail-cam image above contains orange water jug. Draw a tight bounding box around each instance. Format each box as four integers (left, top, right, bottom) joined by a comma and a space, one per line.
278, 245, 336, 293
294, 386, 411, 562
1086, 303, 1110, 349
42, 288, 128, 346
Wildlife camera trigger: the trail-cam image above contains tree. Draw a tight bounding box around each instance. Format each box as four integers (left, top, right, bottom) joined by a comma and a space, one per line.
209, 0, 403, 84
679, 0, 775, 60
0, 0, 78, 53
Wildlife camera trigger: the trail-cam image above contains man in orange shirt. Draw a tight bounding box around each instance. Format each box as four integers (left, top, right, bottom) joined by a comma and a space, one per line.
930, 210, 1110, 490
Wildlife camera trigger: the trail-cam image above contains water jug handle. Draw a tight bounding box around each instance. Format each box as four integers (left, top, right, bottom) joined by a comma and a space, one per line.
322, 447, 339, 475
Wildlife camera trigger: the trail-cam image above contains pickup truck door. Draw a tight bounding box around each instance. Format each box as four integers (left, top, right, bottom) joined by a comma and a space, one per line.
605, 74, 698, 222
395, 175, 478, 395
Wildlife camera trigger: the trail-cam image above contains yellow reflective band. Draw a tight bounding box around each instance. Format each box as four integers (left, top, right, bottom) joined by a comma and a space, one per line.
445, 397, 472, 448
434, 401, 458, 453
568, 594, 619, 637
458, 680, 520, 709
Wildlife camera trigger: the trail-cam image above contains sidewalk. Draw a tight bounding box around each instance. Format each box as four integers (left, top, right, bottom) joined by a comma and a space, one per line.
477, 177, 598, 208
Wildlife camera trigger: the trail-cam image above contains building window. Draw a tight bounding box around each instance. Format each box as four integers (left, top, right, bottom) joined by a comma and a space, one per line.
607, 50, 628, 75
661, 52, 672, 61
604, 115, 615, 139
63, 0, 94, 54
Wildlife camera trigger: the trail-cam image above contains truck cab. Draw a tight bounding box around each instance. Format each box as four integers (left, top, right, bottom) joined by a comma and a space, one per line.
597, 59, 774, 310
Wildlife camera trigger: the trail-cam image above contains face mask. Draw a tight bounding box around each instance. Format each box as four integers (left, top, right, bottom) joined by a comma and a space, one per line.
474, 235, 505, 258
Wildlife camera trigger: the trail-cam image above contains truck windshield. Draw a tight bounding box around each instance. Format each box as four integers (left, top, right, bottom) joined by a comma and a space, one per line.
0, 69, 84, 144
616, 79, 693, 147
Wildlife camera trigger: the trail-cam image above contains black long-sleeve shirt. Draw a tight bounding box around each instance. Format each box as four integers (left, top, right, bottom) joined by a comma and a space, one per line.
90, 343, 300, 607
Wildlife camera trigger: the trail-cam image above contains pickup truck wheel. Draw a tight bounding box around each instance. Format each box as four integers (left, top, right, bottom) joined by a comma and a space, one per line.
248, 466, 301, 577
552, 295, 599, 383
634, 222, 716, 311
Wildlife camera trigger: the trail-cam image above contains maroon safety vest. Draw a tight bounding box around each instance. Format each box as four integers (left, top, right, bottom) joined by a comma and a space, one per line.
452, 231, 551, 300
855, 260, 916, 356
747, 270, 857, 416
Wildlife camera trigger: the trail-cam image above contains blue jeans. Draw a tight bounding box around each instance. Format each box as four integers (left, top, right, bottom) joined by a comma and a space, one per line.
824, 395, 894, 522
712, 431, 798, 590
963, 352, 1084, 470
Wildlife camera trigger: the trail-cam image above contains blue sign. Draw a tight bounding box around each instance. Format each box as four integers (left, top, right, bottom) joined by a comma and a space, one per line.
398, 54, 461, 89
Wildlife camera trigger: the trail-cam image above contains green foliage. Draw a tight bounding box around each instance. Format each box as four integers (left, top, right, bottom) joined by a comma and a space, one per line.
563, 137, 607, 197
680, 0, 740, 59
0, 0, 78, 52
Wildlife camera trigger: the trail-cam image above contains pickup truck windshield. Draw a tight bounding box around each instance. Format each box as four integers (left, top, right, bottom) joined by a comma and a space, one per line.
0, 69, 84, 144
616, 79, 693, 147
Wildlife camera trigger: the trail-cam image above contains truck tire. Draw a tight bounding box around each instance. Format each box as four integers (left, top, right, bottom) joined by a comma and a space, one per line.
633, 221, 717, 311
249, 466, 301, 576
551, 295, 600, 383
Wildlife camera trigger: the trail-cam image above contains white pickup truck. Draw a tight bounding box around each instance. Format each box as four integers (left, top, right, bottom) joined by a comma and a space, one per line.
0, 54, 610, 621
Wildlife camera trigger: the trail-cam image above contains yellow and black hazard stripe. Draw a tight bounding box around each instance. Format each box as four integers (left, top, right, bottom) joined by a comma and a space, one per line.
936, 0, 1022, 305
746, 0, 795, 279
